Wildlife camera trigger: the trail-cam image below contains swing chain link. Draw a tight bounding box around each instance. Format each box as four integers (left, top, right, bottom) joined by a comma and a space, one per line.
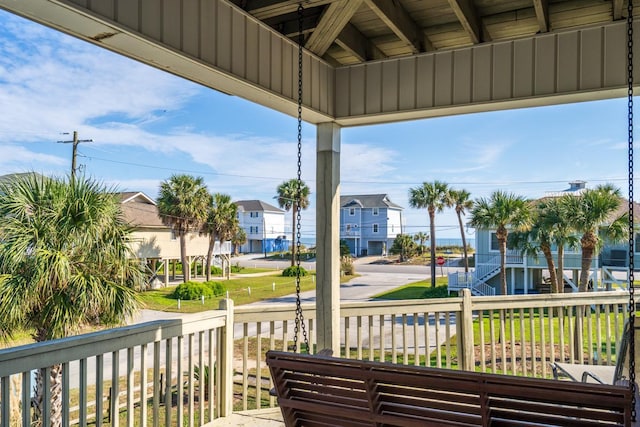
293, 2, 309, 354
628, 0, 636, 419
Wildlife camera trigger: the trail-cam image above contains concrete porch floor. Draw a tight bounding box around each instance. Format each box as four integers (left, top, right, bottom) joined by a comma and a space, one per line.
210, 408, 284, 426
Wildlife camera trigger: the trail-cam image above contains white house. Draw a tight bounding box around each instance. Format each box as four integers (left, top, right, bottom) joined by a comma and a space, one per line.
235, 200, 289, 254
340, 194, 403, 256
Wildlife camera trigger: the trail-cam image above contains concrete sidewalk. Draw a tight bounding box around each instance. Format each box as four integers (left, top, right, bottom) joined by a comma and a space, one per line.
209, 408, 283, 426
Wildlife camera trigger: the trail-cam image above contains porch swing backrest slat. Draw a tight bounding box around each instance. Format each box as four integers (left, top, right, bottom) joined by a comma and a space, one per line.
266, 350, 632, 427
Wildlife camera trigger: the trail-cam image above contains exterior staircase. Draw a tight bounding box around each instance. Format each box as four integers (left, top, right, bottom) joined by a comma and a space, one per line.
448, 255, 501, 296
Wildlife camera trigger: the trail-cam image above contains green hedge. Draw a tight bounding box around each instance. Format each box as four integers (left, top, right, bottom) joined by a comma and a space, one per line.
282, 266, 308, 277
172, 281, 226, 300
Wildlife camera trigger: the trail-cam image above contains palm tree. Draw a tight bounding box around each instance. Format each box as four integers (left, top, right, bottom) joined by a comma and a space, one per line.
565, 184, 627, 292
409, 180, 450, 288
202, 193, 239, 281
276, 179, 310, 266
470, 190, 532, 295
449, 188, 474, 273
157, 175, 210, 282
231, 227, 247, 256
537, 196, 579, 292
413, 232, 429, 255
0, 174, 143, 426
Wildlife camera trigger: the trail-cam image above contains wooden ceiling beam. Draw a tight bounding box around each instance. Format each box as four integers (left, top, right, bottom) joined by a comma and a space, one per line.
305, 0, 364, 56
613, 0, 624, 20
240, 0, 334, 20
446, 0, 481, 44
336, 23, 386, 62
533, 0, 549, 32
364, 0, 431, 54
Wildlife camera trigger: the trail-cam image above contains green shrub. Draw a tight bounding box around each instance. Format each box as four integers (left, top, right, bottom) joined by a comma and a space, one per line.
231, 263, 244, 273
172, 282, 213, 300
204, 281, 226, 297
282, 266, 308, 277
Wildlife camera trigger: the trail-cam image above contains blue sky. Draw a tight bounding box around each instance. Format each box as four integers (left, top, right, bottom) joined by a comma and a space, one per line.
0, 10, 634, 240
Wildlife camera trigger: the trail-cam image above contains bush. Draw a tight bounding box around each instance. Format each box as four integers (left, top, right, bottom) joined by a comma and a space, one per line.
172, 282, 213, 300
204, 281, 226, 297
341, 256, 355, 275
282, 266, 308, 277
231, 263, 244, 273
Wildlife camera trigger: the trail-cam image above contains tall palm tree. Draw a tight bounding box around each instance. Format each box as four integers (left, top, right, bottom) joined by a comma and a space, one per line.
565, 184, 627, 292
449, 188, 474, 273
409, 180, 450, 288
0, 174, 143, 426
276, 179, 310, 266
537, 196, 579, 292
157, 175, 210, 282
202, 193, 239, 281
413, 232, 429, 255
470, 190, 532, 295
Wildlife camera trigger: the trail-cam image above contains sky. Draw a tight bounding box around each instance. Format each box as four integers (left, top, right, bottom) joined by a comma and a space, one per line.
0, 10, 635, 241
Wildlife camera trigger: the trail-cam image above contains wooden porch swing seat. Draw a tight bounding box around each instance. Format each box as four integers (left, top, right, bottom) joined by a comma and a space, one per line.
266, 350, 632, 427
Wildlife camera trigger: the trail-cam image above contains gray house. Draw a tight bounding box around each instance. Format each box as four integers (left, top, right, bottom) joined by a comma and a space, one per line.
340, 194, 403, 257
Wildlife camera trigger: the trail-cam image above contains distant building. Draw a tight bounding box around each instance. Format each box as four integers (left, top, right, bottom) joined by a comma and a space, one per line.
235, 200, 289, 254
340, 194, 404, 256
464, 181, 640, 296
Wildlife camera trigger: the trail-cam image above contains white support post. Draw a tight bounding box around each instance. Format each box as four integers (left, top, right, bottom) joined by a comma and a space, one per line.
316, 122, 341, 354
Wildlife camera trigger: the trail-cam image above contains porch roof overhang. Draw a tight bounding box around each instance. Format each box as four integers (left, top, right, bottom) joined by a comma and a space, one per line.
0, 0, 636, 127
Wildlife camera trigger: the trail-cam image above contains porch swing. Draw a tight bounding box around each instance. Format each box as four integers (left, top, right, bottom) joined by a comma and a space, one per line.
266, 2, 636, 426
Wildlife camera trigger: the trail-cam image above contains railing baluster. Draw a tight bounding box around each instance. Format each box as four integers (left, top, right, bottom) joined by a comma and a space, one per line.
369, 315, 374, 362
111, 351, 119, 427
391, 314, 397, 364
140, 343, 148, 427
256, 322, 262, 410
379, 315, 385, 363
1, 376, 9, 427
22, 371, 31, 426
528, 308, 535, 378
413, 313, 419, 366
96, 354, 104, 427
62, 361, 70, 427
177, 336, 184, 426
540, 308, 546, 377
519, 308, 525, 376
357, 316, 363, 360
188, 333, 194, 427
165, 338, 172, 427
208, 329, 215, 420
242, 324, 248, 411
509, 309, 516, 375
499, 310, 507, 374
558, 308, 565, 362
402, 314, 408, 365
434, 312, 441, 369
198, 332, 204, 426
344, 316, 350, 358
153, 342, 160, 427
42, 367, 51, 427
445, 312, 451, 369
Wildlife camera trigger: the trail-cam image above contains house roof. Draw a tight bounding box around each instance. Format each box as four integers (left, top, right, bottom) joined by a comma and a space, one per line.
340, 194, 403, 210
116, 191, 164, 228
235, 200, 284, 213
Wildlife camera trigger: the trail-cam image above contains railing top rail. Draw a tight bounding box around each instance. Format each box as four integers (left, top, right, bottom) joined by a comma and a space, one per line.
471, 291, 629, 310
0, 310, 227, 377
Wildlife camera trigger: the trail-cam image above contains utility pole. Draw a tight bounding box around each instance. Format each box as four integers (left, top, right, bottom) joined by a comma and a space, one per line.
58, 131, 92, 180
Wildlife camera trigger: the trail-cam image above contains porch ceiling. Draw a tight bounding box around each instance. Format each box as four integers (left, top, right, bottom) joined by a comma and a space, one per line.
233, 0, 625, 66
0, 0, 636, 126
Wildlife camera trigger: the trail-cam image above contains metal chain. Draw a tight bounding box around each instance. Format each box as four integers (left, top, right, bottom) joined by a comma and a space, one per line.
293, 2, 309, 354
628, 0, 636, 419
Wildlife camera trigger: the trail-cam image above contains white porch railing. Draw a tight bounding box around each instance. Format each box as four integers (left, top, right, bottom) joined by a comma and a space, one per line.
0, 291, 630, 425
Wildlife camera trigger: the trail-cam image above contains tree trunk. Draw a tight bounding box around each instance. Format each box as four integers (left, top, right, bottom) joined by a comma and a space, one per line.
497, 226, 508, 295
541, 244, 559, 292
32, 364, 63, 427
429, 209, 437, 288
180, 233, 190, 282
557, 246, 565, 293
456, 211, 469, 273
579, 233, 597, 292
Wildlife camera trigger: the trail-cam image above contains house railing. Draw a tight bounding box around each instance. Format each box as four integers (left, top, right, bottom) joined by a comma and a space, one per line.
0, 291, 630, 425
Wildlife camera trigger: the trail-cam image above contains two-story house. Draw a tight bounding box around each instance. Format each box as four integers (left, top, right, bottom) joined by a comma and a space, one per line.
235, 200, 289, 254
340, 194, 403, 257
454, 181, 640, 296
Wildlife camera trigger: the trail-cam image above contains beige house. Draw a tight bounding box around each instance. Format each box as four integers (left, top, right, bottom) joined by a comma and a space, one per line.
119, 191, 211, 285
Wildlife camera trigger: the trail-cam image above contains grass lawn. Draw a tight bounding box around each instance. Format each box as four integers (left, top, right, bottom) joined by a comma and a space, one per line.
372, 278, 450, 300
139, 272, 360, 311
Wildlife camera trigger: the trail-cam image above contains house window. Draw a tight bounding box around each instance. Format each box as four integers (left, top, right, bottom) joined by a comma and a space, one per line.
372, 207, 379, 216
349, 207, 355, 216
250, 211, 260, 218
635, 233, 640, 253
391, 224, 395, 233
490, 232, 499, 251
346, 224, 352, 233
171, 229, 177, 241
373, 224, 379, 233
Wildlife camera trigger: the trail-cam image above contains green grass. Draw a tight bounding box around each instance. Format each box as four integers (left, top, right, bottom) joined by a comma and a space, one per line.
372, 278, 450, 300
